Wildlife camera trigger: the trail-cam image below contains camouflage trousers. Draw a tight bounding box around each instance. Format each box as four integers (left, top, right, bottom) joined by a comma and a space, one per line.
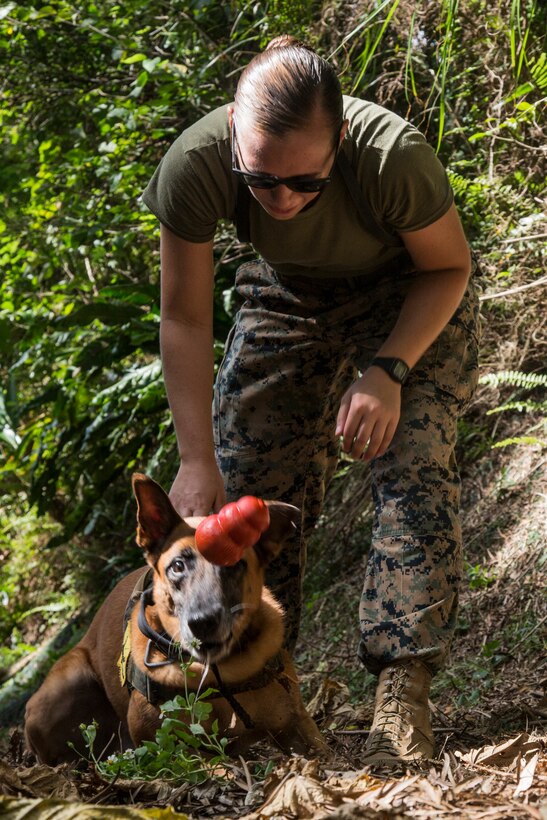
213, 260, 480, 674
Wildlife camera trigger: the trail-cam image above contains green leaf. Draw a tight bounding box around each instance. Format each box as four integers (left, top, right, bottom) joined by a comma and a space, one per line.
0, 3, 16, 20
142, 57, 162, 73
54, 302, 144, 327
492, 436, 546, 449
121, 53, 148, 64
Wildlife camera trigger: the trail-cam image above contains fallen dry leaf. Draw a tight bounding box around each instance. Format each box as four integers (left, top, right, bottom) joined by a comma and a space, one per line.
245, 771, 341, 819
513, 749, 541, 798
0, 797, 189, 819
355, 774, 421, 810
0, 760, 82, 801
307, 679, 363, 727
455, 733, 541, 768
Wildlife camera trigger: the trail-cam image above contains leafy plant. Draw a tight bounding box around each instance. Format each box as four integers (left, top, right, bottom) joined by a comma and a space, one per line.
0, 507, 76, 669
465, 561, 497, 590
81, 680, 229, 783
480, 370, 547, 450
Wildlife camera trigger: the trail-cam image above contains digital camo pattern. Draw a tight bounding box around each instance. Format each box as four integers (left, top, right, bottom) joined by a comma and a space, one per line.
213, 260, 480, 671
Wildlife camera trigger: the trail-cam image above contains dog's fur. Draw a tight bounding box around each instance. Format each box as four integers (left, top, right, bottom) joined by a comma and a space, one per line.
24, 474, 327, 765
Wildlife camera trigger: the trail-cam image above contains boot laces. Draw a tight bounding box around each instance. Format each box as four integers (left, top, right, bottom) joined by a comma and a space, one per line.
367, 666, 415, 754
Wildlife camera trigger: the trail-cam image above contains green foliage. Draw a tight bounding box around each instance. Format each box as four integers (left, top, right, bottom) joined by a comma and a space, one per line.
434, 656, 498, 707
465, 561, 497, 590
1, 0, 545, 552
480, 370, 547, 450
0, 0, 308, 545
480, 370, 547, 390
0, 508, 77, 668
348, 0, 404, 94
81, 684, 229, 783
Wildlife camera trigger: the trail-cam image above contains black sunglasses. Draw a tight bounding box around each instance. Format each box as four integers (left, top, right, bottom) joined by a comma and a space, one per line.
231, 121, 337, 194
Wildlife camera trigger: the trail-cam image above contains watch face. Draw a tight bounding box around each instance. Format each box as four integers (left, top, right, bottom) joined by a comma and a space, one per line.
392, 360, 408, 382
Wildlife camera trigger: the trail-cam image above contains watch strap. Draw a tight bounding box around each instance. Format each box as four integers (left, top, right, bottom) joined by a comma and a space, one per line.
370, 356, 410, 385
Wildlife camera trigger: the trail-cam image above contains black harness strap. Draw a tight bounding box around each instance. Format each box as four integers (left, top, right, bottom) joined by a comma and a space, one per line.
123, 568, 153, 628
119, 570, 180, 704
137, 586, 191, 666
126, 655, 175, 706
210, 652, 292, 731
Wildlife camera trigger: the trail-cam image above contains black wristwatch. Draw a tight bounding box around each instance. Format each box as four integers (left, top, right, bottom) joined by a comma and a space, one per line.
370, 356, 410, 385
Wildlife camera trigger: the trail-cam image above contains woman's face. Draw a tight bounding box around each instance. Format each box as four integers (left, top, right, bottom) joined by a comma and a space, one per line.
232, 112, 343, 221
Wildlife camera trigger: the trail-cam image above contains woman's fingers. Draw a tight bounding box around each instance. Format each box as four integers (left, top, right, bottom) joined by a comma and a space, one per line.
336, 370, 402, 460
358, 419, 387, 461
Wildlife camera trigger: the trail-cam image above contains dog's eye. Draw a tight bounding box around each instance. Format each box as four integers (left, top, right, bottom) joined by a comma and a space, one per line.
170, 558, 186, 576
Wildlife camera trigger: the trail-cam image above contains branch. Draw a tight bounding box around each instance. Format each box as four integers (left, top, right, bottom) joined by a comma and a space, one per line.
501, 232, 547, 244
479, 275, 547, 301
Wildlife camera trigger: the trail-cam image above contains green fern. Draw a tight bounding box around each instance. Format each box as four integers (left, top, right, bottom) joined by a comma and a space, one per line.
481, 369, 546, 450
492, 435, 546, 449
480, 370, 547, 390
487, 399, 546, 415
447, 171, 487, 207
531, 52, 547, 91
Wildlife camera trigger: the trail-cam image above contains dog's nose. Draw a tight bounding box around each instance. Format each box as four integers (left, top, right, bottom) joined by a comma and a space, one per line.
187, 607, 225, 643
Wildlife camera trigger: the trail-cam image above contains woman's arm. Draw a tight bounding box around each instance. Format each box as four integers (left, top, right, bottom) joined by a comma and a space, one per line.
336, 203, 471, 460
375, 203, 471, 365
160, 225, 226, 515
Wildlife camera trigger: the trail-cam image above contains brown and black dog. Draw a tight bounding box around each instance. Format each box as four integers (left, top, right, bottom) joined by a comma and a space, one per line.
25, 474, 327, 765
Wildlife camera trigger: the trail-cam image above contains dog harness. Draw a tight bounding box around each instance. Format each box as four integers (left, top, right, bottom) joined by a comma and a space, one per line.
117, 569, 291, 730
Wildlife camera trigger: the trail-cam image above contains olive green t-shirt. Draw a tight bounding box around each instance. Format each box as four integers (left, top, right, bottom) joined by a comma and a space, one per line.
142, 96, 453, 279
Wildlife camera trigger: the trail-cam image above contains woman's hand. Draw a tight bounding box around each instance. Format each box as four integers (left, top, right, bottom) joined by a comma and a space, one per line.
335, 368, 401, 461
169, 458, 227, 517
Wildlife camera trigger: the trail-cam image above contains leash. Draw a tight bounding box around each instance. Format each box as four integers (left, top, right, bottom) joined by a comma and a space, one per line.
210, 664, 255, 731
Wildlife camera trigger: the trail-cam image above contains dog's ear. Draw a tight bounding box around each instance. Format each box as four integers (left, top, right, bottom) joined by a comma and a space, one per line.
132, 473, 186, 562
254, 502, 301, 566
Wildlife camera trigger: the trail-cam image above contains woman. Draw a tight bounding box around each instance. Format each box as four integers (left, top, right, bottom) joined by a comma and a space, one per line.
142, 36, 480, 764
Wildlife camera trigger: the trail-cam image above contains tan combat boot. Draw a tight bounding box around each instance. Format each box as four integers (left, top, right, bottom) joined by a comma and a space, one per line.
363, 659, 435, 764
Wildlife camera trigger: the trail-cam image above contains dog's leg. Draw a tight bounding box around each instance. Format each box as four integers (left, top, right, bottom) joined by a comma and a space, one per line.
25, 646, 128, 765
126, 690, 162, 746
269, 653, 331, 759
272, 708, 331, 758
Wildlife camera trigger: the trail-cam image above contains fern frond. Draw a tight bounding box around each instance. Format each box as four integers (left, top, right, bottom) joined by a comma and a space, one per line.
492, 435, 546, 449
486, 399, 546, 415
480, 370, 547, 390
446, 170, 487, 206
531, 52, 547, 92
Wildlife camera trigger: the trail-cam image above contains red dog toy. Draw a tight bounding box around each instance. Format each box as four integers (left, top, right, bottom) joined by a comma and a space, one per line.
195, 496, 270, 566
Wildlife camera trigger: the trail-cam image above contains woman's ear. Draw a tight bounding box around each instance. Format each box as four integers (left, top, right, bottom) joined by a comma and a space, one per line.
339, 119, 349, 144
227, 106, 234, 129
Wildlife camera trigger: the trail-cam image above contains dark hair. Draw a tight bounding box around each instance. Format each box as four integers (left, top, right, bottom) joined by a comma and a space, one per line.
234, 35, 343, 144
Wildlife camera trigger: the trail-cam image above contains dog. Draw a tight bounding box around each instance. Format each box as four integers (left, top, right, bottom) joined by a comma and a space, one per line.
24, 473, 327, 765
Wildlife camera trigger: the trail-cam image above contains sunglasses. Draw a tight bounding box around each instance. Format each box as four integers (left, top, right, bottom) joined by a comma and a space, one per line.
231, 121, 337, 194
